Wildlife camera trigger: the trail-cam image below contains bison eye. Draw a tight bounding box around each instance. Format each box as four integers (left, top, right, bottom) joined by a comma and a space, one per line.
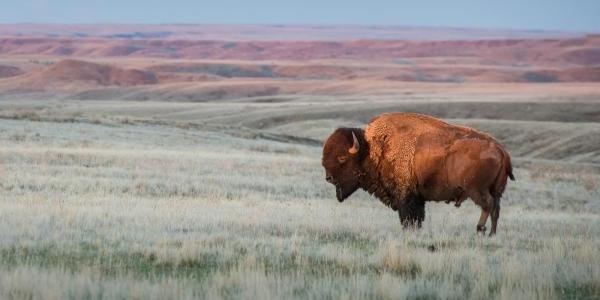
337, 155, 348, 164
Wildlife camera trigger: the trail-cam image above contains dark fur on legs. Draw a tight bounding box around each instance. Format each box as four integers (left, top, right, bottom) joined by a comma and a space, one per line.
489, 197, 500, 236
398, 196, 426, 229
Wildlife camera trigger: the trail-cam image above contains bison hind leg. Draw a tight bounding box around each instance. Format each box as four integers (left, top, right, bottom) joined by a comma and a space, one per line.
471, 191, 497, 236
476, 210, 489, 234
489, 196, 501, 236
398, 196, 425, 229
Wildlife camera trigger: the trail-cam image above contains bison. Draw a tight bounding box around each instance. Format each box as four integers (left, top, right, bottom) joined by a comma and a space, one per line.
322, 113, 514, 236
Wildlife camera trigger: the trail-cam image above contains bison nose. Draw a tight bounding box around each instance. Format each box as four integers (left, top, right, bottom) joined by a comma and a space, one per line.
326, 175, 334, 183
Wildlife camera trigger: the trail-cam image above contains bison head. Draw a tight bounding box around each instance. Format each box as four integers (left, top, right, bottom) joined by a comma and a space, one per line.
322, 128, 366, 202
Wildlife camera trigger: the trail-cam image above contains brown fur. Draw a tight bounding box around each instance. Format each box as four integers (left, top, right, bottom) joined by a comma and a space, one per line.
322, 112, 515, 235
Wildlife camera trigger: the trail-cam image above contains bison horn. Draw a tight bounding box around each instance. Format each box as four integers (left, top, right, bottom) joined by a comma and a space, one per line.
348, 132, 360, 154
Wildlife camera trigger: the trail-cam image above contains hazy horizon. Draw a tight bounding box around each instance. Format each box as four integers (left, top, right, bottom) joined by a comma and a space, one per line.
3, 0, 600, 32
0, 22, 594, 34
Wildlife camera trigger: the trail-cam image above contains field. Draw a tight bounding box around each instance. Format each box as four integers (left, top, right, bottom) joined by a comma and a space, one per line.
1, 95, 599, 299
1, 24, 600, 299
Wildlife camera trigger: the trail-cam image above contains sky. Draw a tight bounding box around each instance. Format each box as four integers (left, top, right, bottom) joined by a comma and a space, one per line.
2, 0, 599, 31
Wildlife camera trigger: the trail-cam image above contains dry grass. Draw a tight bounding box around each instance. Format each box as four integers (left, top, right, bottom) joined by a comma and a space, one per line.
1, 115, 599, 299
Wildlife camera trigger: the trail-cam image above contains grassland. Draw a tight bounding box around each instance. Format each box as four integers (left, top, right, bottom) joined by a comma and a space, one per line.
0, 96, 599, 299
1, 22, 599, 299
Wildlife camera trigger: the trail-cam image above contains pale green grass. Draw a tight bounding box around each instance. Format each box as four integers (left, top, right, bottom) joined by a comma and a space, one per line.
1, 118, 599, 299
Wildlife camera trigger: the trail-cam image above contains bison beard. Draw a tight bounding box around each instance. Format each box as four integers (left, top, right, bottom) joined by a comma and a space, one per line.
335, 185, 343, 202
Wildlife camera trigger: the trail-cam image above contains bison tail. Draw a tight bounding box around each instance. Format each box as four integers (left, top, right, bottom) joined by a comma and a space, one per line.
492, 147, 514, 199
506, 152, 515, 181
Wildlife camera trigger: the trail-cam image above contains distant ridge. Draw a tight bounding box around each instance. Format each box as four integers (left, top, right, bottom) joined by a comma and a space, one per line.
0, 24, 586, 41
0, 24, 598, 100
0, 65, 24, 78
3, 59, 158, 89
1, 36, 599, 65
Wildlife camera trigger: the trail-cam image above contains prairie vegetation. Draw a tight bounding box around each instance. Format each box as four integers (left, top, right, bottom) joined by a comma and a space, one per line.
0, 99, 599, 299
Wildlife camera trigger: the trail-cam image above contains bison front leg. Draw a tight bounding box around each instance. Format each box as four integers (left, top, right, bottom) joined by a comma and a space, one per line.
398, 197, 425, 229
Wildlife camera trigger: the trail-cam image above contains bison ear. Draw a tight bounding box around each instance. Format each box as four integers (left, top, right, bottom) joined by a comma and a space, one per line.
348, 132, 360, 155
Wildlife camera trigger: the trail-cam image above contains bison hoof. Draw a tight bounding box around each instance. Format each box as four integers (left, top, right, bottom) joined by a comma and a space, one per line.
488, 231, 496, 237
454, 202, 462, 208
444, 200, 451, 204
476, 225, 487, 234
